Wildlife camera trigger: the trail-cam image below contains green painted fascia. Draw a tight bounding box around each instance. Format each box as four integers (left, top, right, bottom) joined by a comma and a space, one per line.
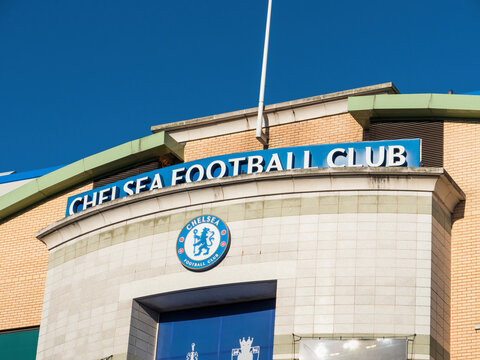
0, 131, 184, 221
348, 93, 480, 127
0, 328, 39, 359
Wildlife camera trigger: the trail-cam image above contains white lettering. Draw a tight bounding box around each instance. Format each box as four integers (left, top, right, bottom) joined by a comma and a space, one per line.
286, 152, 294, 170
69, 197, 83, 215
266, 153, 283, 172
347, 148, 362, 167
206, 160, 227, 179
98, 188, 111, 205
247, 155, 264, 174
123, 181, 135, 196
366, 146, 385, 167
135, 176, 150, 194
303, 151, 317, 169
171, 167, 185, 186
229, 157, 246, 176
186, 164, 205, 183
83, 192, 98, 210
111, 186, 118, 200
327, 148, 347, 167
150, 173, 163, 190
387, 145, 407, 166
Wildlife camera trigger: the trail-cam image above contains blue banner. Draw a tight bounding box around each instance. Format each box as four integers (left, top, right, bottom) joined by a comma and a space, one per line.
66, 139, 421, 216
156, 300, 275, 360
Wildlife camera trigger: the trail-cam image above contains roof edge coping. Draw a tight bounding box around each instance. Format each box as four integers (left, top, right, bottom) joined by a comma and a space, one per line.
348, 93, 480, 128
151, 82, 399, 133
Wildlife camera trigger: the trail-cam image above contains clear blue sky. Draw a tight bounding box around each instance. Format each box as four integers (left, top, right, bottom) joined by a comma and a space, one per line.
1, 0, 479, 172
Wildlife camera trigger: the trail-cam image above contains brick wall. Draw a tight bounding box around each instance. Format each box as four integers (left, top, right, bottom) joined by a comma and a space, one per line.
444, 120, 480, 360
184, 113, 362, 161
0, 183, 92, 330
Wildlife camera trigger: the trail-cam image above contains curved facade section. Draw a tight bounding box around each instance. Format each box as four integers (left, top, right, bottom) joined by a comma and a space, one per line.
36, 168, 462, 360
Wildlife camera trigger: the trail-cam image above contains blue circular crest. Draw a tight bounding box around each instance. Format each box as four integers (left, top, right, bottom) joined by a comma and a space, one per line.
177, 215, 230, 272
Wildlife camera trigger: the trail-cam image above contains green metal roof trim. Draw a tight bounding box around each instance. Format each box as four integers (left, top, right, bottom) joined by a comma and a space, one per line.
0, 131, 184, 221
0, 328, 39, 359
348, 93, 480, 128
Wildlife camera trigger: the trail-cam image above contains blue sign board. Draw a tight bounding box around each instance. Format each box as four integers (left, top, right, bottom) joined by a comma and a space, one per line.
156, 300, 275, 360
66, 139, 421, 216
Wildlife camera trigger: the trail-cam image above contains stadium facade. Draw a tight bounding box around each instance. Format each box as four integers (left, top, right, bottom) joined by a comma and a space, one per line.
0, 82, 479, 360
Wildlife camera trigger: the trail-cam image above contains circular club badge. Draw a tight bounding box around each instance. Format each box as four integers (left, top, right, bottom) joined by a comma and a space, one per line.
177, 215, 230, 272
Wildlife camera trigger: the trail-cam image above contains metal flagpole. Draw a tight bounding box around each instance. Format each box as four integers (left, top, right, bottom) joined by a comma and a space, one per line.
256, 0, 272, 145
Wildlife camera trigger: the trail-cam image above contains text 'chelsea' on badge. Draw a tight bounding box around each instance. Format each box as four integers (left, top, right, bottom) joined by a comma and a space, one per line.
177, 215, 231, 272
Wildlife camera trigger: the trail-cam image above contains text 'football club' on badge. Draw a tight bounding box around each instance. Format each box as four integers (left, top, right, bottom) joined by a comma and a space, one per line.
177, 215, 231, 272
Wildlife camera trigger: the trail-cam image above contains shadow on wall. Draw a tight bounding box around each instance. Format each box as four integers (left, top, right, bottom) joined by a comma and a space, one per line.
452, 200, 465, 224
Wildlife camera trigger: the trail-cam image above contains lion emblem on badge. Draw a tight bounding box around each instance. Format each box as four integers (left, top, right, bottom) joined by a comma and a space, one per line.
193, 227, 214, 256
